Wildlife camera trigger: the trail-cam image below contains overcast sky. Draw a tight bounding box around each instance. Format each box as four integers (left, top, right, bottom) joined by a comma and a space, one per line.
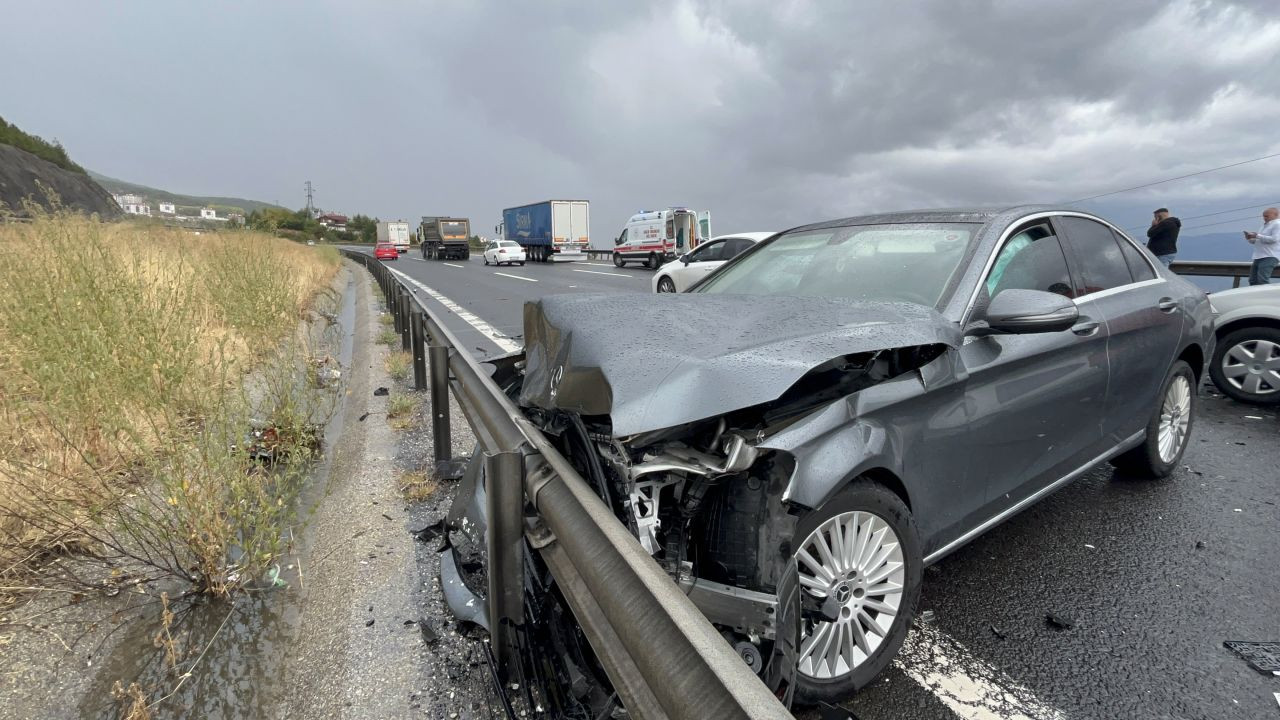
5, 0, 1279, 243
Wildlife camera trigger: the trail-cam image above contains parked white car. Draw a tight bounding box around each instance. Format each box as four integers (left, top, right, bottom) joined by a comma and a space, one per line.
652, 232, 773, 293
483, 240, 527, 267
1208, 282, 1280, 404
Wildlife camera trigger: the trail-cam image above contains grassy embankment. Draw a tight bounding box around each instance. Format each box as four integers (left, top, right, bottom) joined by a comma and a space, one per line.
0, 213, 341, 602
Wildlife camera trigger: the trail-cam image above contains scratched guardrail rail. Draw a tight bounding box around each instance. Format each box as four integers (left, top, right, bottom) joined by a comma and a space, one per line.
340, 249, 792, 720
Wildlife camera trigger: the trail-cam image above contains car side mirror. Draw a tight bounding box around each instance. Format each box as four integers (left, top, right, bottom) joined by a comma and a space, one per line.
680, 253, 690, 265
614, 236, 623, 246
970, 289, 1079, 336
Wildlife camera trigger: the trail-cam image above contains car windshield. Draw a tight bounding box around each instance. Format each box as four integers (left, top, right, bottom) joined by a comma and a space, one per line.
693, 222, 979, 308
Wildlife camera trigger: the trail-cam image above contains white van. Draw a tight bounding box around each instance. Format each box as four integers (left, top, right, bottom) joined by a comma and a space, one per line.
612, 208, 710, 269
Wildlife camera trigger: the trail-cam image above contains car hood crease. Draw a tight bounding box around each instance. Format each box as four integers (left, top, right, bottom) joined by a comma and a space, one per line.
519, 293, 962, 436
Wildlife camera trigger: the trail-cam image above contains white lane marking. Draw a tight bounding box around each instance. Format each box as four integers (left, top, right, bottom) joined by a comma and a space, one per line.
896, 624, 1064, 720
443, 263, 465, 268
572, 269, 634, 278
493, 272, 537, 282
578, 262, 616, 267
389, 268, 520, 353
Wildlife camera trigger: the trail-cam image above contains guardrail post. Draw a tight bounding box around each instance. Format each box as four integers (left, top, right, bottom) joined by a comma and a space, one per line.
410, 307, 427, 390
399, 289, 412, 352
429, 342, 451, 461
485, 450, 525, 678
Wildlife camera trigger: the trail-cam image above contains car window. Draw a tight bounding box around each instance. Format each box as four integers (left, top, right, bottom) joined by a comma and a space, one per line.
617, 229, 628, 245
695, 223, 978, 308
985, 222, 1075, 299
722, 238, 754, 258
1112, 230, 1157, 281
690, 240, 724, 262
1059, 216, 1134, 296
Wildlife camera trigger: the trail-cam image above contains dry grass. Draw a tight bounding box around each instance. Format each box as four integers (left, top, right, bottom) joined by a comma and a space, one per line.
0, 212, 340, 594
385, 351, 412, 382
398, 469, 438, 503
377, 328, 399, 346
386, 392, 419, 430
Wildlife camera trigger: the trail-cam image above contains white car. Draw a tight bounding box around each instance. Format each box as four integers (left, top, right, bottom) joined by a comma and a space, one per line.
651, 232, 773, 293
483, 240, 527, 266
1208, 282, 1280, 404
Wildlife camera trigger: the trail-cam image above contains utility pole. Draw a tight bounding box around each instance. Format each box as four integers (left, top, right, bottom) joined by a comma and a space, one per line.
304, 180, 315, 218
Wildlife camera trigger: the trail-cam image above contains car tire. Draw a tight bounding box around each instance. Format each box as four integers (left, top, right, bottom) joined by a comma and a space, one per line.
646, 252, 659, 270
518, 261, 525, 266
613, 253, 625, 268
656, 276, 677, 293
483, 257, 489, 265
789, 480, 922, 704
1112, 359, 1196, 478
1209, 327, 1280, 405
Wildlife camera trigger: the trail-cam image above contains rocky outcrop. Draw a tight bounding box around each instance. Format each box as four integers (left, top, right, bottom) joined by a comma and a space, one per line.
0, 144, 120, 218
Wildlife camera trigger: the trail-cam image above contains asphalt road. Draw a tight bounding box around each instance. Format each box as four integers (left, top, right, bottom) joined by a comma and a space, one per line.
351, 247, 1280, 719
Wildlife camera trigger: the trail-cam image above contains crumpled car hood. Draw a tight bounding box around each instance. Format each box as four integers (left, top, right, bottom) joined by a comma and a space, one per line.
519, 293, 961, 437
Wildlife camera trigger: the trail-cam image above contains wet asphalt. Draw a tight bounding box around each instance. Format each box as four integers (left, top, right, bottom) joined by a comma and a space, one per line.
353, 248, 1280, 720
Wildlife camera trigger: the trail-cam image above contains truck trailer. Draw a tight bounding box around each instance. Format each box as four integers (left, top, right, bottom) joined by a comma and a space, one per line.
495, 200, 589, 263
418, 216, 471, 260
376, 220, 412, 254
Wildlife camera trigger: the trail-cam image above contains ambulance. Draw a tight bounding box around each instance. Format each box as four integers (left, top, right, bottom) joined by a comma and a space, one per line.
611, 208, 711, 269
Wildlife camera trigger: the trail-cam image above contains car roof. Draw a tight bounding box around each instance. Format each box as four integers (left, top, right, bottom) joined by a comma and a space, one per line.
711, 232, 775, 242
786, 205, 1063, 233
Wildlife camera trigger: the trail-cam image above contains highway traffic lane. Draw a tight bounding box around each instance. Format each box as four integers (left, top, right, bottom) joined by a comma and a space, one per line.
387, 253, 651, 353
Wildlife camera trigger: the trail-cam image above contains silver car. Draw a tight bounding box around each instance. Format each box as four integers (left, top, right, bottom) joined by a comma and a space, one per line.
1208, 283, 1280, 404
511, 206, 1214, 703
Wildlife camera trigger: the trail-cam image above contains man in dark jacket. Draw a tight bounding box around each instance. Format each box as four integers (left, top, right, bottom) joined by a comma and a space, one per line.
1146, 208, 1181, 267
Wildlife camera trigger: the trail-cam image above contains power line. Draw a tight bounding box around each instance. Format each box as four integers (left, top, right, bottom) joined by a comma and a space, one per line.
1183, 212, 1272, 233
1124, 200, 1280, 232
1064, 151, 1280, 204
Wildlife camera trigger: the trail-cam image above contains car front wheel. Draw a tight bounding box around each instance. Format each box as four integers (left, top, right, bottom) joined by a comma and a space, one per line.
1113, 359, 1196, 477
791, 481, 921, 703
656, 276, 676, 293
613, 253, 625, 268
1209, 327, 1280, 404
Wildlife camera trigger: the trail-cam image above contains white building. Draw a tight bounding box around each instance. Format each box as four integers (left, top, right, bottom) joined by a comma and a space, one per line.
158, 202, 175, 214
112, 193, 152, 216
200, 207, 217, 220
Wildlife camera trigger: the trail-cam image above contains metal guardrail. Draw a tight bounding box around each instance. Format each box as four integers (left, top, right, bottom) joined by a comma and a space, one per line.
1169, 259, 1277, 287
341, 249, 792, 720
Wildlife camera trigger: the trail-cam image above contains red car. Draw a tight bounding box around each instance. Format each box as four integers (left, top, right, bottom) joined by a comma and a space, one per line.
374, 242, 399, 260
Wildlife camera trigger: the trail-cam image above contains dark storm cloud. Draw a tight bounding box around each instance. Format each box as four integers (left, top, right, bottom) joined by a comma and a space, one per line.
5, 0, 1278, 239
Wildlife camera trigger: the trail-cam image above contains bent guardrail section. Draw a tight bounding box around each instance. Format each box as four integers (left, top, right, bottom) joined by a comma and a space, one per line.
341, 249, 793, 720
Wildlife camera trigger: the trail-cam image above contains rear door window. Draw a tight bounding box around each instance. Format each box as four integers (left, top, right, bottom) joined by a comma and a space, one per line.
1058, 216, 1135, 296
1112, 230, 1157, 281
985, 222, 1075, 299
722, 237, 754, 258
691, 240, 724, 262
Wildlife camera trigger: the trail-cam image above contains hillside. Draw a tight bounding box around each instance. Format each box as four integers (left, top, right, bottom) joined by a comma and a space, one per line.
0, 144, 119, 217
89, 171, 284, 215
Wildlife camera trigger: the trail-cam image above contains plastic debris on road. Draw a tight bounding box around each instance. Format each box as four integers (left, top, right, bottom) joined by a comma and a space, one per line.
1223, 641, 1280, 675
1045, 613, 1074, 631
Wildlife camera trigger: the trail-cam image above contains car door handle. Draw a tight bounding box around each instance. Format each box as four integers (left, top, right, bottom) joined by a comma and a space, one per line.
1071, 320, 1100, 336
1157, 297, 1178, 312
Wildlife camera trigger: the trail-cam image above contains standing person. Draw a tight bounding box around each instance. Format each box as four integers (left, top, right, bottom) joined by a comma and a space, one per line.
1146, 207, 1181, 267
1244, 207, 1280, 285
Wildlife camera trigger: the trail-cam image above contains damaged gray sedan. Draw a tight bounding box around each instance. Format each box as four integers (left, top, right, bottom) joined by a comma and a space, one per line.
487, 207, 1213, 704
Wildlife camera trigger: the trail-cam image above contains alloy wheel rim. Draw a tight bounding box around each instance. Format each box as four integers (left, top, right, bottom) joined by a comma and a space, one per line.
1157, 374, 1192, 463
658, 278, 675, 292
795, 510, 904, 680
1221, 339, 1280, 397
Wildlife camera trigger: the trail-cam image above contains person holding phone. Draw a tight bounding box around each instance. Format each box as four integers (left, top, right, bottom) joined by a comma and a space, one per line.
1244, 207, 1280, 285
1146, 207, 1181, 267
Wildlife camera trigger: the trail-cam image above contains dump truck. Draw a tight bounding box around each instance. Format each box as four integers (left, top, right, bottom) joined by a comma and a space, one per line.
495, 200, 589, 263
376, 220, 412, 254
418, 216, 471, 260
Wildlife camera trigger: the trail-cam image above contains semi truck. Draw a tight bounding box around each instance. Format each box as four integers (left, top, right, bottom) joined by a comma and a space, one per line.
495, 200, 589, 263
376, 220, 412, 254
418, 216, 471, 260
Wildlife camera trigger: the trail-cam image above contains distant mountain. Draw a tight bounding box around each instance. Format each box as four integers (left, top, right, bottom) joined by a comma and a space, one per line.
88, 171, 284, 215
1177, 231, 1264, 263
